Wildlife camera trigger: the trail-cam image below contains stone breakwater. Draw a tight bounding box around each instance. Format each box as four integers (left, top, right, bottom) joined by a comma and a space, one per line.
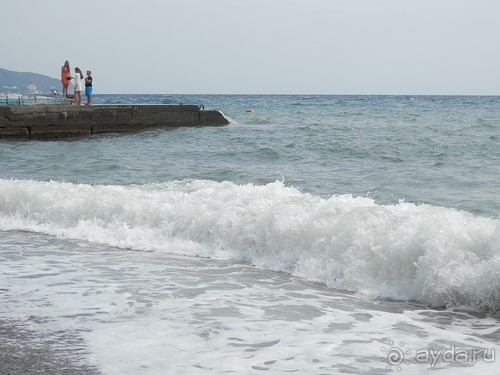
0, 104, 229, 139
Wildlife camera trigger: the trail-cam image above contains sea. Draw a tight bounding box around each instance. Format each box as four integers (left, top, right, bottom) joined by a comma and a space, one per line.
0, 94, 499, 374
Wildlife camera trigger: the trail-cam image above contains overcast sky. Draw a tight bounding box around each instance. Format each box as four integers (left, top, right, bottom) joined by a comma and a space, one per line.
1, 0, 499, 95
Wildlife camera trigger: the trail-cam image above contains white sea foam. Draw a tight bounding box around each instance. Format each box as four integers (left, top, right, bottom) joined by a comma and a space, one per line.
0, 178, 499, 312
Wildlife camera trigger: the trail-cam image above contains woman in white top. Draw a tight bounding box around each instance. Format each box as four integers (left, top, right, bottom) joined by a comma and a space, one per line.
73, 67, 84, 105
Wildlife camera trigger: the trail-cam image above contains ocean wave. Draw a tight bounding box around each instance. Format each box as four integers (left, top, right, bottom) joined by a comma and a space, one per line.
0, 178, 498, 312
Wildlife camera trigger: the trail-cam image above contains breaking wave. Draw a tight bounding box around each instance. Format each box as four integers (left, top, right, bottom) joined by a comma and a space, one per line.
0, 178, 499, 312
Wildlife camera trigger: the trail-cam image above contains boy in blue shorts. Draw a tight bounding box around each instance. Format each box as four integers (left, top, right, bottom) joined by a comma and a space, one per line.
85, 70, 93, 106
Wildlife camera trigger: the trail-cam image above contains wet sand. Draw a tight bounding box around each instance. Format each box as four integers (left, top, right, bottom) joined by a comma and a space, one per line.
0, 319, 100, 375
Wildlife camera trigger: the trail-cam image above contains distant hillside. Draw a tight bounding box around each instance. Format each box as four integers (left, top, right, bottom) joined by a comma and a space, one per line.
0, 68, 61, 94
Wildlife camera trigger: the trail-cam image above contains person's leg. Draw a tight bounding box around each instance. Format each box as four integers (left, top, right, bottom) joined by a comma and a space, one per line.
85, 87, 92, 106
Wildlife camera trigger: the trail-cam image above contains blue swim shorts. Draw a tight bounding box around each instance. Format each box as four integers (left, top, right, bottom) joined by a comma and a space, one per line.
85, 87, 93, 96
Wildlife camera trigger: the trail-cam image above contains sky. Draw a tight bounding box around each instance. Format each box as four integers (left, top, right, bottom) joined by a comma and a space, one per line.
1, 0, 499, 95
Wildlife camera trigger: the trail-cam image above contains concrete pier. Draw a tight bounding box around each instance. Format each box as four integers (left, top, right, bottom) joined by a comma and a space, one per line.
0, 104, 229, 139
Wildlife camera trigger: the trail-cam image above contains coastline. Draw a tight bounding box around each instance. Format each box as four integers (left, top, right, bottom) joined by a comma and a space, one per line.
0, 318, 101, 375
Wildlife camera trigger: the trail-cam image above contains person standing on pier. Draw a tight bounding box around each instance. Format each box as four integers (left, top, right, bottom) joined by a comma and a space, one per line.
85, 70, 93, 106
73, 67, 84, 105
61, 60, 71, 98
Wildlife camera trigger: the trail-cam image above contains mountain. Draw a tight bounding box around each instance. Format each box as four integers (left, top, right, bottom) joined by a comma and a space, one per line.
0, 68, 61, 94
